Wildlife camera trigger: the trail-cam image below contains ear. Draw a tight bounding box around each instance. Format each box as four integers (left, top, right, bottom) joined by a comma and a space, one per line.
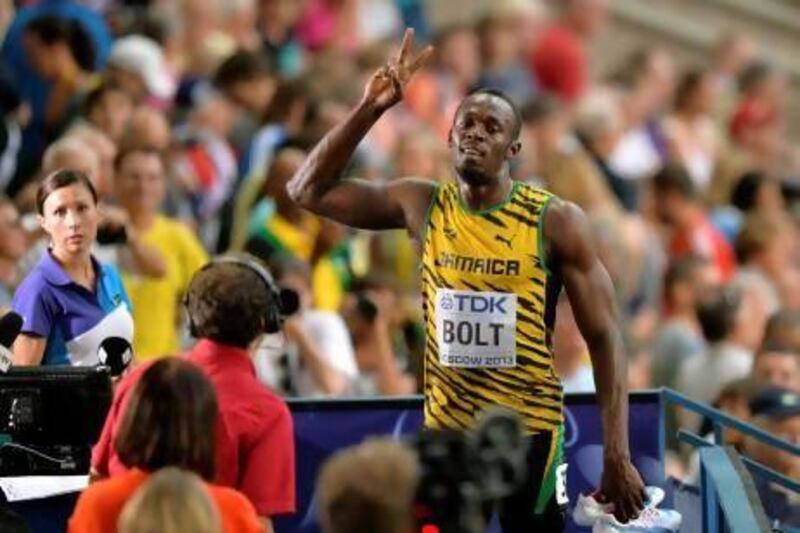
37, 214, 48, 233
507, 139, 521, 159
447, 128, 454, 148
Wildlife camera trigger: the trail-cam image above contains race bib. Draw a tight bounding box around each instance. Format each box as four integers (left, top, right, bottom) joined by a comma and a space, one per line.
435, 289, 516, 368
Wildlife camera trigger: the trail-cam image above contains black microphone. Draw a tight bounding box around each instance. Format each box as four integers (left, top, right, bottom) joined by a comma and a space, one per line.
0, 311, 23, 373
97, 337, 133, 377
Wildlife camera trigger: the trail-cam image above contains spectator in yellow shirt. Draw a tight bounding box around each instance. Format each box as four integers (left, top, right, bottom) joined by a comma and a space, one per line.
114, 147, 208, 360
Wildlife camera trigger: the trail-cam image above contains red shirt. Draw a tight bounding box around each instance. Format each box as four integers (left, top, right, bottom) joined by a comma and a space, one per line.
92, 340, 296, 517
669, 215, 736, 282
529, 24, 586, 104
68, 469, 264, 533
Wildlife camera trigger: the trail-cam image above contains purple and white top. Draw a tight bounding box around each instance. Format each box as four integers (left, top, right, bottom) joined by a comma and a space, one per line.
12, 251, 133, 366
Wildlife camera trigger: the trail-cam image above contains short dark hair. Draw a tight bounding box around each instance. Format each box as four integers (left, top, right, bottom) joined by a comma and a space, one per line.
213, 50, 273, 90
696, 285, 741, 343
652, 163, 697, 200
738, 60, 774, 94
730, 171, 769, 212
36, 169, 98, 215
764, 310, 800, 353
25, 15, 95, 71
674, 69, 707, 111
184, 260, 276, 347
115, 358, 218, 481
456, 87, 522, 140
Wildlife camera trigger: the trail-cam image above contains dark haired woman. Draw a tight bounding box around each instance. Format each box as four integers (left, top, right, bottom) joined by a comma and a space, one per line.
68, 358, 264, 533
12, 170, 134, 366
22, 15, 95, 140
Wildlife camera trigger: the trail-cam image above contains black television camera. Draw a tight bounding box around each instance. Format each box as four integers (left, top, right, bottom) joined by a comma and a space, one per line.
414, 408, 530, 533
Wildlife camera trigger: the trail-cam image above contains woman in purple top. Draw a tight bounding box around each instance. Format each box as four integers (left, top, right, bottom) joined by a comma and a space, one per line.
12, 169, 133, 366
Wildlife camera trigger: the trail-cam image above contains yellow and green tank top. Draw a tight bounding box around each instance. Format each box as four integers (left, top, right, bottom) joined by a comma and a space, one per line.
421, 181, 563, 434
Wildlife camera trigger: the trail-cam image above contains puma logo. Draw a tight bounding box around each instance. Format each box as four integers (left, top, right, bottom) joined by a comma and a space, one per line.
495, 234, 513, 249
444, 228, 457, 240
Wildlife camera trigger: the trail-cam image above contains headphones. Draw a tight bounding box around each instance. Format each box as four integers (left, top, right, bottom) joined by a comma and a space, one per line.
186, 254, 283, 337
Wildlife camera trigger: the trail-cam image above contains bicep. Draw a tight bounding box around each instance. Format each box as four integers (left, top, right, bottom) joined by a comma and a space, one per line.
311, 178, 433, 232
12, 334, 47, 366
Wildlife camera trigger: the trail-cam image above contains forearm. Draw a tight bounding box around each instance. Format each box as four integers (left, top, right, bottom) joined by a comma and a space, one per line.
293, 331, 349, 395
126, 232, 167, 278
587, 327, 631, 460
287, 99, 381, 207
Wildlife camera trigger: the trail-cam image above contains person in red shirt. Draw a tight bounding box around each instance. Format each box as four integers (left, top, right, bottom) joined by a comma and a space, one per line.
652, 164, 737, 281
529, 0, 610, 104
71, 358, 264, 533
92, 256, 296, 531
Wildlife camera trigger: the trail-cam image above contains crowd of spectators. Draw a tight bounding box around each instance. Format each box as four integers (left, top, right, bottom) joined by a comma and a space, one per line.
1, 0, 800, 530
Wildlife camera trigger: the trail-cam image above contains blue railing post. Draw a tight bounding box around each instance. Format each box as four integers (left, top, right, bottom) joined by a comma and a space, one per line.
701, 462, 720, 533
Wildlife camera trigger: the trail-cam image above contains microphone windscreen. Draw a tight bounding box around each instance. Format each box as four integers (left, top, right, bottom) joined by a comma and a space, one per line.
0, 312, 23, 349
98, 337, 133, 377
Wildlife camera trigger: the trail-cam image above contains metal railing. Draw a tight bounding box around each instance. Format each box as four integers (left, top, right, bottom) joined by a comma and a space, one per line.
662, 388, 800, 532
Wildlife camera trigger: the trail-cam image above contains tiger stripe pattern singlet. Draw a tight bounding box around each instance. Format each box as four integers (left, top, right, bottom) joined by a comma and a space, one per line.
421, 181, 564, 434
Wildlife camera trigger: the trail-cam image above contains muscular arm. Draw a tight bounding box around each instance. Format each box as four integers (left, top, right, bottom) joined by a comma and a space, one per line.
545, 200, 644, 520
286, 100, 434, 233
287, 28, 435, 236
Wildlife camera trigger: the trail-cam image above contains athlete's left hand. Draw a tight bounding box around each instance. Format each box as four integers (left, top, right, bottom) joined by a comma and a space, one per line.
599, 455, 646, 523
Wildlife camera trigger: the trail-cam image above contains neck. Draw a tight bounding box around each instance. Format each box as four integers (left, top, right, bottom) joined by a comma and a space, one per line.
457, 175, 513, 211
129, 209, 157, 230
52, 247, 92, 278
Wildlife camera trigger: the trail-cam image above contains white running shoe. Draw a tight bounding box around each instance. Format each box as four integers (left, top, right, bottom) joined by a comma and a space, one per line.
572, 487, 681, 532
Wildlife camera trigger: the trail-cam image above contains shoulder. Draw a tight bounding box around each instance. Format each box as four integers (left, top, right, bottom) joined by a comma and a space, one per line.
542, 198, 588, 240
13, 265, 52, 299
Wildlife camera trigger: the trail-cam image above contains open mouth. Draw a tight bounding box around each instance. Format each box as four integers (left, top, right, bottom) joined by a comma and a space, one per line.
459, 145, 485, 157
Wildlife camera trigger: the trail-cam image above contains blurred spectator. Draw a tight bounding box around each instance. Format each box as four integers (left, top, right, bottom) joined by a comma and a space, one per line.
118, 467, 222, 533
652, 163, 736, 281
553, 295, 594, 393
257, 0, 305, 77
22, 15, 95, 141
734, 212, 797, 313
606, 47, 674, 183
213, 49, 277, 121
245, 147, 352, 311
677, 285, 754, 430
745, 388, 800, 528
256, 254, 357, 397
113, 147, 207, 361
341, 291, 416, 396
0, 64, 29, 193
709, 31, 757, 124
663, 69, 721, 191
730, 171, 785, 215
318, 438, 418, 533
764, 310, 800, 355
651, 257, 719, 389
295, 0, 359, 53
475, 3, 537, 106
69, 358, 263, 533
12, 170, 133, 366
63, 124, 117, 201
752, 348, 800, 393
106, 35, 175, 106
530, 0, 609, 104
93, 259, 295, 527
119, 105, 172, 153
83, 83, 134, 145
0, 196, 27, 310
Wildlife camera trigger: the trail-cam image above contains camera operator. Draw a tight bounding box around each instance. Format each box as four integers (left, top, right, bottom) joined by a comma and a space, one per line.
92, 256, 295, 532
12, 169, 134, 366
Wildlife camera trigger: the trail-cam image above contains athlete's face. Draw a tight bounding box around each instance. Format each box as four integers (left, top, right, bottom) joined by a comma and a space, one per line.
449, 95, 520, 186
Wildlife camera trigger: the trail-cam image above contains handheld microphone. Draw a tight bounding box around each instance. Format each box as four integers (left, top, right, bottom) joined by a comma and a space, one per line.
97, 337, 133, 377
0, 312, 23, 373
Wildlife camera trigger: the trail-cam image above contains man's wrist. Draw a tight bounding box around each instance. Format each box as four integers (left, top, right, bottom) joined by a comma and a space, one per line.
357, 97, 387, 119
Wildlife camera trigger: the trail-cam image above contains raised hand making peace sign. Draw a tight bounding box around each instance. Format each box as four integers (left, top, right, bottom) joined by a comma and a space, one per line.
363, 28, 434, 112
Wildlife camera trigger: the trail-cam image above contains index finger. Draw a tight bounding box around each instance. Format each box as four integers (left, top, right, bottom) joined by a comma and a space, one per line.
396, 28, 414, 64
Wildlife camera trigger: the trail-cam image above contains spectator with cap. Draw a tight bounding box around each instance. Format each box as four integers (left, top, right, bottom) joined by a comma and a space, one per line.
745, 387, 800, 528
92, 256, 295, 530
69, 358, 263, 533
105, 35, 176, 107
11, 169, 134, 366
